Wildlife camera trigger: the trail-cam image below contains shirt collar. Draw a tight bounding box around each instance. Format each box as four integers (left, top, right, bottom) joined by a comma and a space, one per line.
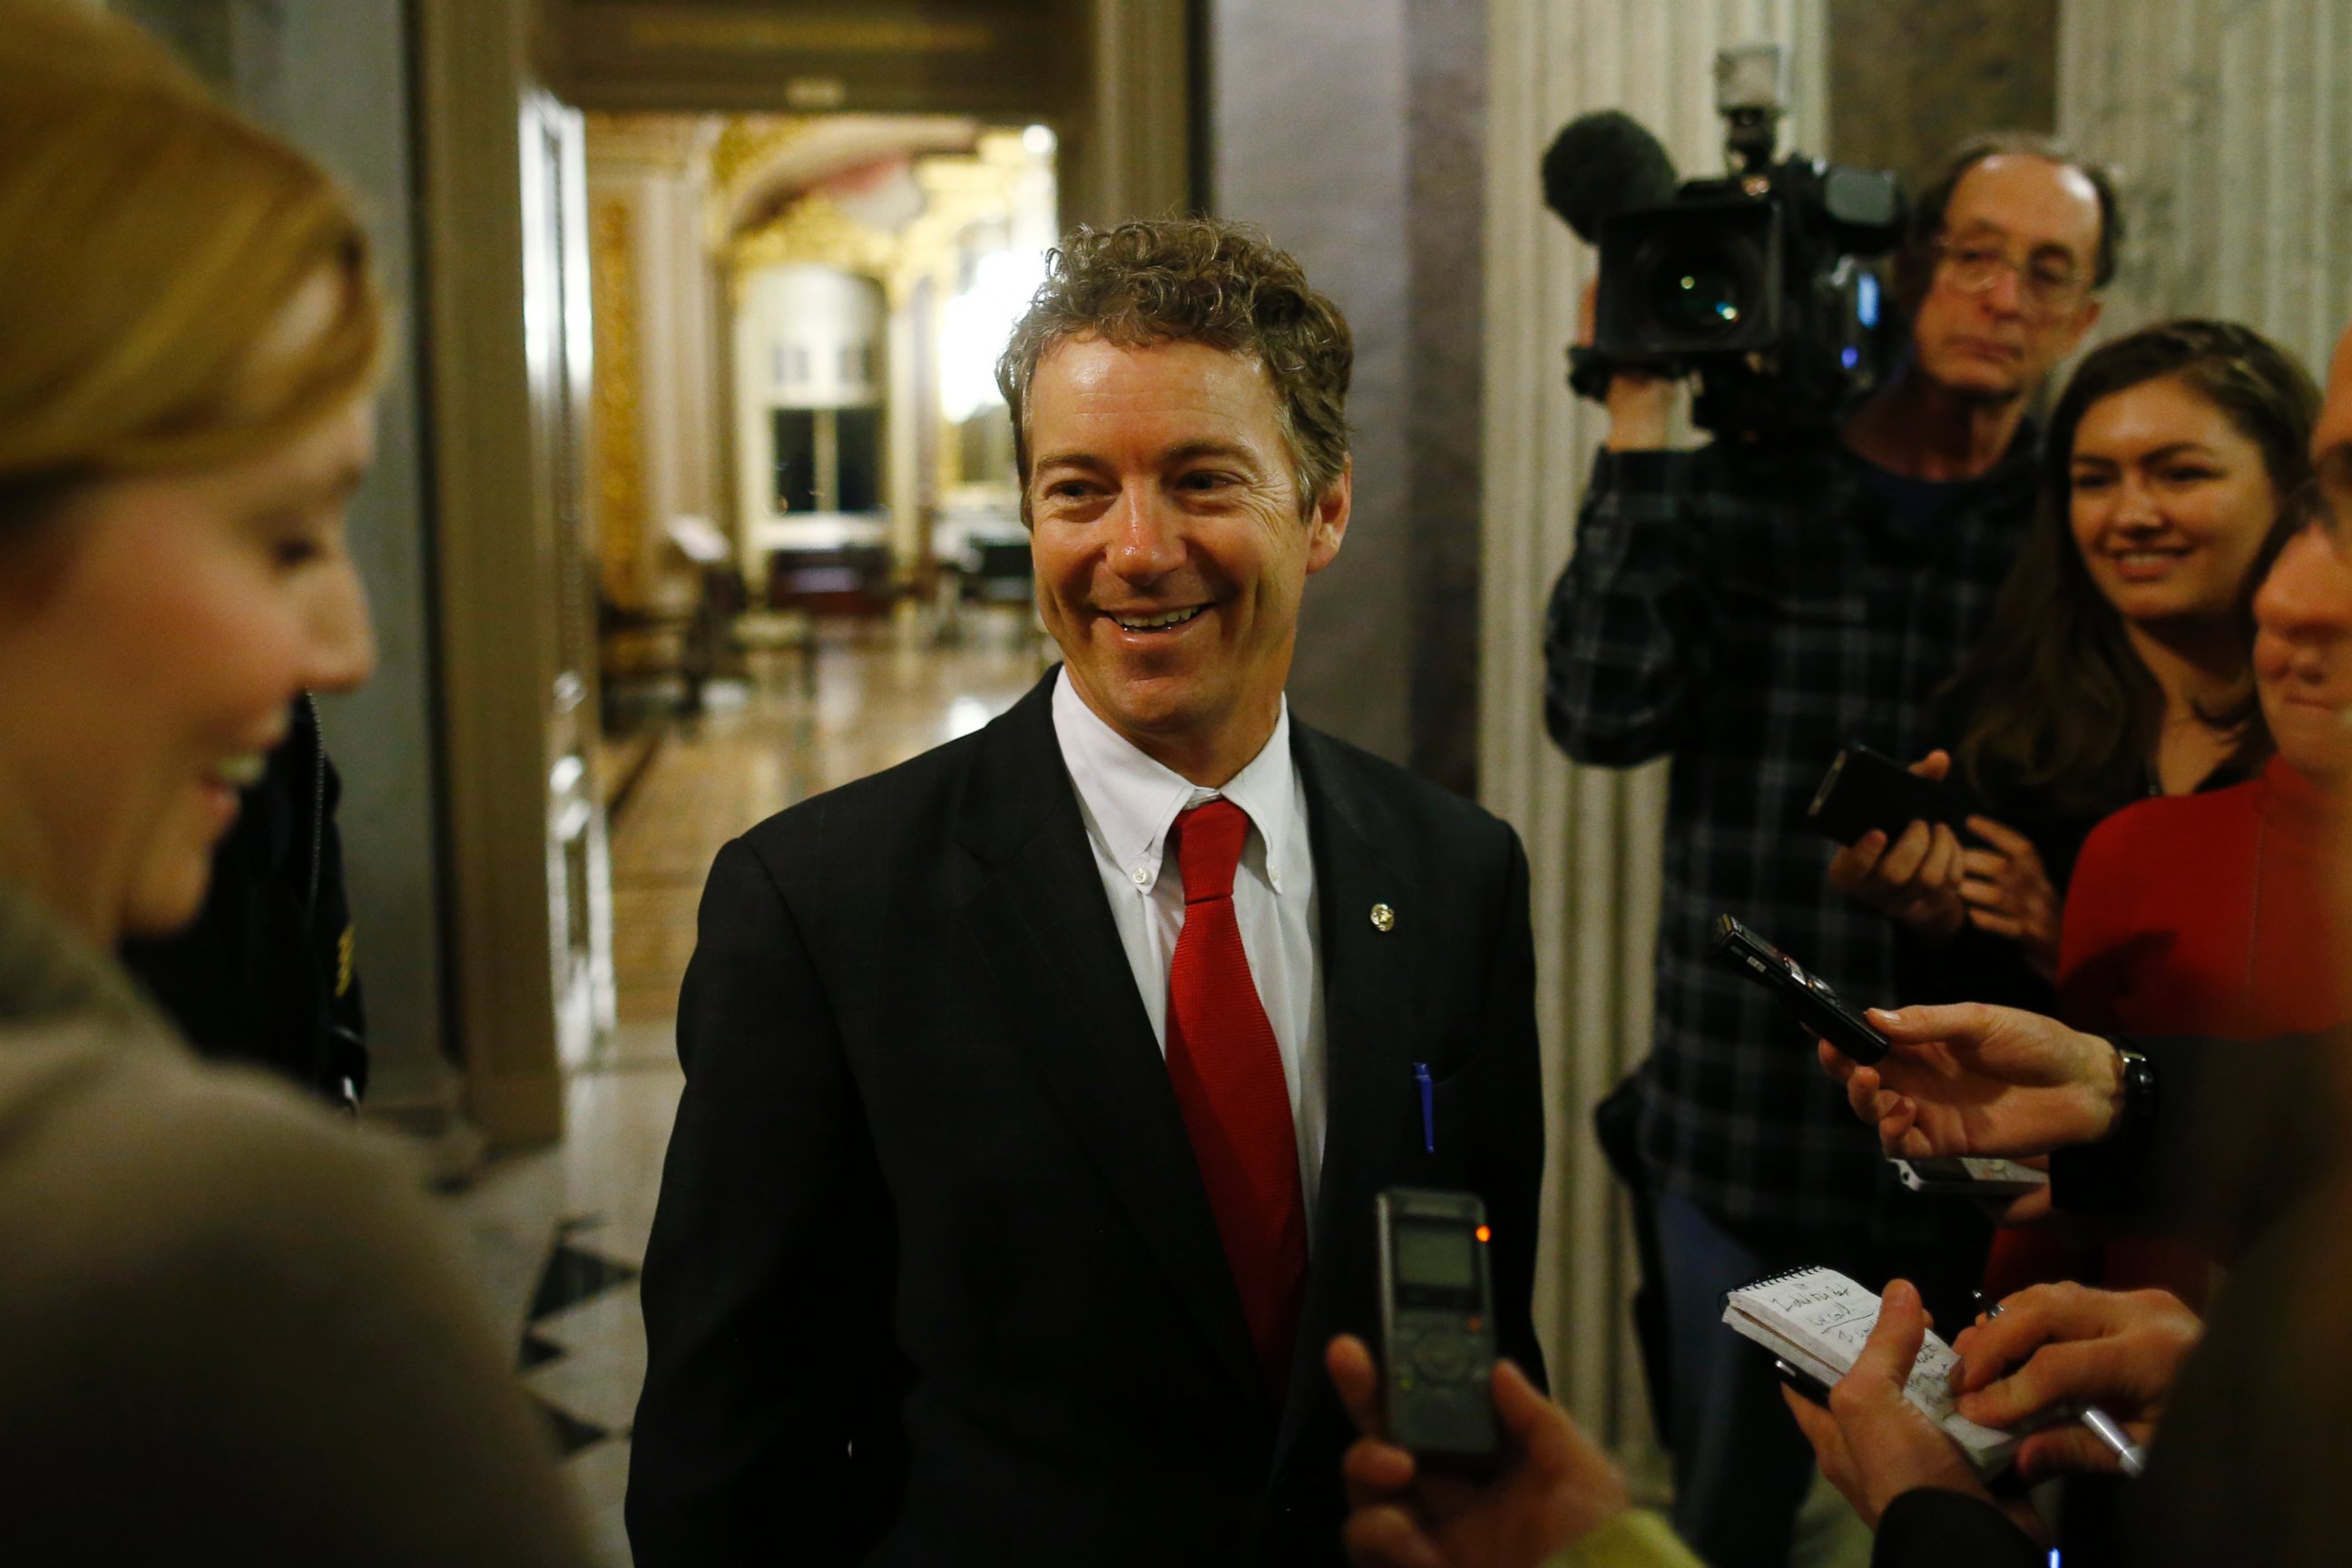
1050, 669, 1302, 896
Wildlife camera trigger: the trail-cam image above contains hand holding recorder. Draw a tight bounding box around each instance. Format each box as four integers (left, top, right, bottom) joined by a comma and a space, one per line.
1819, 748, 1971, 942
1813, 747, 2062, 970
1816, 1002, 2124, 1160
1327, 1335, 1628, 1568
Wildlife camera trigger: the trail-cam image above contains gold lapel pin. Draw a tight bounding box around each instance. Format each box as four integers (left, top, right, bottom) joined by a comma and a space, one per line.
1369, 903, 1396, 933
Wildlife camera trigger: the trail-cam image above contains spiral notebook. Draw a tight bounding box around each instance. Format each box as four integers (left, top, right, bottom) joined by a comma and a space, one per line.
1721, 1266, 2018, 1475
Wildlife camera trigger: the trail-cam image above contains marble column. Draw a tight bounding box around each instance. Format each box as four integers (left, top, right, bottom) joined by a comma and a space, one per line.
1828, 0, 2058, 181
2060, 0, 2352, 381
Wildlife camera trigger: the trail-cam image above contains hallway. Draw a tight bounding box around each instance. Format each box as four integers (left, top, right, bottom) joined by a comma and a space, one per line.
443, 612, 1046, 1563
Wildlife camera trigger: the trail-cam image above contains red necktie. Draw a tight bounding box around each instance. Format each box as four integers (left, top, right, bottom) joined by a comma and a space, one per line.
1164, 798, 1308, 1395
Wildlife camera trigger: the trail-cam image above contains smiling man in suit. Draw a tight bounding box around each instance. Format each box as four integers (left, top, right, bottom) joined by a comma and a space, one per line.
625, 218, 1544, 1567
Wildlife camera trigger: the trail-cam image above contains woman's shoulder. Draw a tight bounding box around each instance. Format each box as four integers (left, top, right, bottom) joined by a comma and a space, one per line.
2082, 776, 2263, 848
0, 1018, 431, 1291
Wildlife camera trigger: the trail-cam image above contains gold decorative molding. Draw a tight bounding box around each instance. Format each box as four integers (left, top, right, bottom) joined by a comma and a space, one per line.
728, 191, 901, 288
589, 194, 647, 608
710, 114, 816, 203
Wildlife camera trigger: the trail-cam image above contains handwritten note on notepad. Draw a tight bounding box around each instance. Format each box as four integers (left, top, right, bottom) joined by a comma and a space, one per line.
1722, 1267, 2017, 1475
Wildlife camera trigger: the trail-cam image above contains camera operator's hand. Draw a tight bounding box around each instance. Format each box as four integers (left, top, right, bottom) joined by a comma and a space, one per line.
1780, 1280, 2042, 1542
1815, 1002, 2123, 1159
1326, 1334, 1630, 1568
1950, 1283, 2201, 1482
1825, 751, 1967, 942
1958, 817, 2063, 982
1577, 279, 1673, 453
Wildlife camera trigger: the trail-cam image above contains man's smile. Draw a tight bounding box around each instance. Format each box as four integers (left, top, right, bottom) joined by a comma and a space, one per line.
1108, 604, 1209, 632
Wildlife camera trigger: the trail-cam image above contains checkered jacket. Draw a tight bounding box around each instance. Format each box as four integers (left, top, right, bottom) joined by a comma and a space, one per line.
1545, 436, 2037, 1233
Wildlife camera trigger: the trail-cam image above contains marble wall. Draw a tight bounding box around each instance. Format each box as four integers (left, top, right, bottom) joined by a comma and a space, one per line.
1828, 0, 2058, 181
1209, 0, 1487, 785
1211, 0, 1414, 768
2060, 0, 2352, 382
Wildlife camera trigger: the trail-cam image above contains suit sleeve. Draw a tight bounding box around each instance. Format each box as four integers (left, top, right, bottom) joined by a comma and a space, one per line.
626, 836, 903, 1566
1473, 824, 1548, 1392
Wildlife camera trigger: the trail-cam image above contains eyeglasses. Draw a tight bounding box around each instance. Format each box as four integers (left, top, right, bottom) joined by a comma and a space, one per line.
1931, 237, 2090, 320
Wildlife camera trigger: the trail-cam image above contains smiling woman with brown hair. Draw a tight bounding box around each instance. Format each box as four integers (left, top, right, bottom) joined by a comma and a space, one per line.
1831, 319, 2318, 1000
0, 3, 587, 1558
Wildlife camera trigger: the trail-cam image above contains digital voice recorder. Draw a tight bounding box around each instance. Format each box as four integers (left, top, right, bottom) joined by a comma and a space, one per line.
1377, 1186, 1499, 1469
1710, 914, 1890, 1064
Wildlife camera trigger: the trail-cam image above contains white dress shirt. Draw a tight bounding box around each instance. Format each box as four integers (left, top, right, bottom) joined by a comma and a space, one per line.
1050, 670, 1328, 1228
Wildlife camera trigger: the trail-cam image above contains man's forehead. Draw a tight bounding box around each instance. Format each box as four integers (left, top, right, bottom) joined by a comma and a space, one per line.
1028, 336, 1282, 441
1945, 153, 2102, 257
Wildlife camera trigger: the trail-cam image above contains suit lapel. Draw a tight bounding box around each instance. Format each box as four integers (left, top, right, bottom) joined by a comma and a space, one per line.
1270, 722, 1423, 1473
956, 671, 1270, 1413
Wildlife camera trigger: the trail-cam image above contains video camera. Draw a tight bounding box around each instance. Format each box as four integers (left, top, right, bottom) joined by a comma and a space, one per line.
1546, 45, 1906, 442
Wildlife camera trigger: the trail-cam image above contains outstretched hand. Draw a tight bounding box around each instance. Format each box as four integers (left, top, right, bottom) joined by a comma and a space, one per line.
1950, 1283, 2200, 1482
1328, 1335, 1628, 1568
1816, 1002, 2122, 1159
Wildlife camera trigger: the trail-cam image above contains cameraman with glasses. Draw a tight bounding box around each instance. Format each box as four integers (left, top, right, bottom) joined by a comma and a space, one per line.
1544, 133, 2118, 1568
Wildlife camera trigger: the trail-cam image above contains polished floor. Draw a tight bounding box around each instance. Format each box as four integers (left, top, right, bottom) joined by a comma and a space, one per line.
443, 610, 1048, 1564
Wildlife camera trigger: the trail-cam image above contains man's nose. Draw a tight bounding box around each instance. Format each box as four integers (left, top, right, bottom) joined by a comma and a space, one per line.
1108, 487, 1185, 580
2257, 537, 2347, 645
305, 562, 377, 694
1978, 260, 2026, 318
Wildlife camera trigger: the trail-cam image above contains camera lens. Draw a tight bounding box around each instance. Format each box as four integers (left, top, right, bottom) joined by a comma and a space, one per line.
1646, 242, 1748, 336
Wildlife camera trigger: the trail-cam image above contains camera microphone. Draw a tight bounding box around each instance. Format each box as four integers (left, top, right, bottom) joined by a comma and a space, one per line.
1541, 111, 1679, 245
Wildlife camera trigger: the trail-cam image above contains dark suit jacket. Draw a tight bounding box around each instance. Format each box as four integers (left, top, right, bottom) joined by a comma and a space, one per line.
626, 670, 1545, 1566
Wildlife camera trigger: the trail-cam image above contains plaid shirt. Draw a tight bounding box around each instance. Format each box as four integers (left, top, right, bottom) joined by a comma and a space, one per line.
1545, 436, 2036, 1234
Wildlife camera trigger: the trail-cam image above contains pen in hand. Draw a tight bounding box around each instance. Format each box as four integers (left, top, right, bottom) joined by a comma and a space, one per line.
1972, 1293, 2147, 1478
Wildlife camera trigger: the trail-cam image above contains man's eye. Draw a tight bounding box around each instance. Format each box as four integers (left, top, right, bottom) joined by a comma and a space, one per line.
2030, 268, 2079, 292
1957, 245, 2004, 268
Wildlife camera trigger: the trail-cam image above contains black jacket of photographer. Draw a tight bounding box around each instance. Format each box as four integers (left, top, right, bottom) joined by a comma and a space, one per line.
1545, 430, 2036, 1245
121, 693, 367, 1106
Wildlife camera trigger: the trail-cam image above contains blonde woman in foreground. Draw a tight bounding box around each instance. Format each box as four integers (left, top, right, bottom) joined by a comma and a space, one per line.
0, 4, 587, 1560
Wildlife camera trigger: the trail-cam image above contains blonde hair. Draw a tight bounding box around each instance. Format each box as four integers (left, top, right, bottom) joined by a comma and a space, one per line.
0, 0, 383, 499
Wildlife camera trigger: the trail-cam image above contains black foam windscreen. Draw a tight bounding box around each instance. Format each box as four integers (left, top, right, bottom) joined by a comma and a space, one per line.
1541, 110, 1680, 245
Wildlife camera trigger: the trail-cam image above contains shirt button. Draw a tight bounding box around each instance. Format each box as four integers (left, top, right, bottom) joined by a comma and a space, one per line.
1131, 865, 1150, 887
1269, 870, 1284, 892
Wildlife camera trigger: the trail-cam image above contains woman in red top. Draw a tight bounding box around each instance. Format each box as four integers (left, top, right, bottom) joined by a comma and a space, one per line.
2058, 514, 2352, 1038
1983, 516, 2352, 1303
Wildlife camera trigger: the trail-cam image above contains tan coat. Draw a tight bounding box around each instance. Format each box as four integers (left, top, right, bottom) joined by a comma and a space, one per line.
0, 881, 589, 1565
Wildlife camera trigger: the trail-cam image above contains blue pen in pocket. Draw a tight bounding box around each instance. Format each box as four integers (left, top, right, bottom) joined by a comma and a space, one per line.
1414, 1061, 1434, 1153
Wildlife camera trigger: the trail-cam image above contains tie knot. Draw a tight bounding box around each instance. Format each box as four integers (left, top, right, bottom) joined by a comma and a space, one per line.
1171, 798, 1250, 904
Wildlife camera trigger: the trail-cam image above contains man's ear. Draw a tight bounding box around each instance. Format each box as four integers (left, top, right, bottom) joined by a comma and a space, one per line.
2057, 295, 2102, 358
1304, 459, 1351, 575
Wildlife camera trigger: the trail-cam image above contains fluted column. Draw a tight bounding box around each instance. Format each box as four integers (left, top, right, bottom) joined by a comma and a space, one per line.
1482, 0, 1828, 1446
2060, 0, 2352, 379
